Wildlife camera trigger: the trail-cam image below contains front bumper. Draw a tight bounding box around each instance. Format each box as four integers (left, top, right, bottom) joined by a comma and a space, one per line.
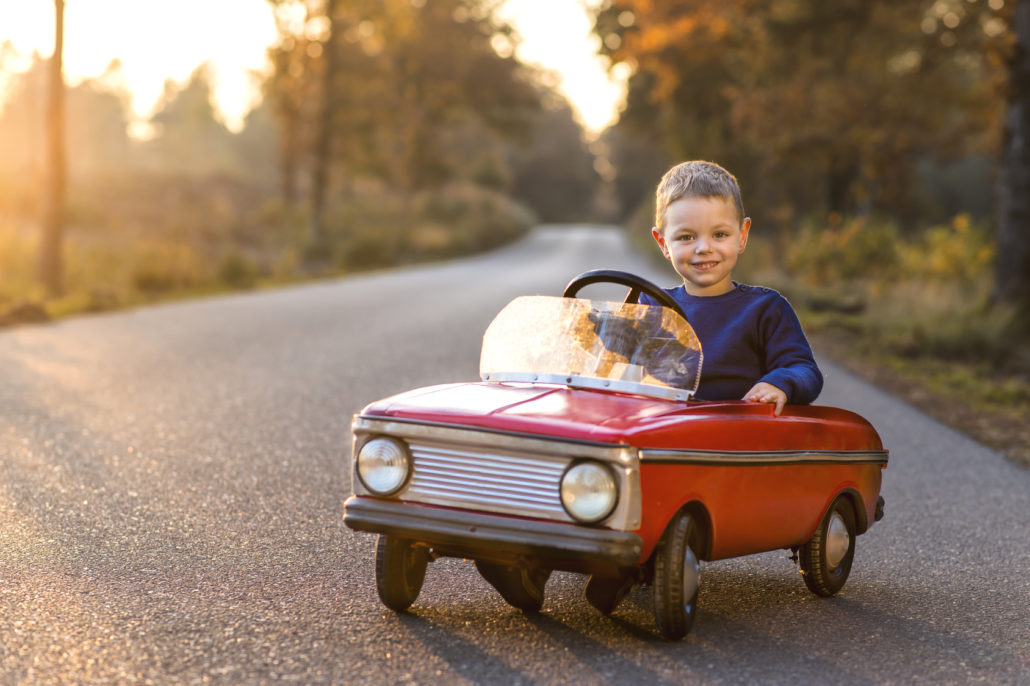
344, 496, 643, 574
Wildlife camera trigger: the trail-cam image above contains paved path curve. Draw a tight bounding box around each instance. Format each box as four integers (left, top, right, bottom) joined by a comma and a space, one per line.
2, 226, 1028, 684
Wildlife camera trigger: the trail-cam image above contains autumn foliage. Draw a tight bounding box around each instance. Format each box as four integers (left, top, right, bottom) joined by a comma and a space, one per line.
596, 0, 1005, 224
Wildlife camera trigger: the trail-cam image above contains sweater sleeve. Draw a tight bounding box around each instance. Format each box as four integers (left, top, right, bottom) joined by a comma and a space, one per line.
756, 296, 823, 404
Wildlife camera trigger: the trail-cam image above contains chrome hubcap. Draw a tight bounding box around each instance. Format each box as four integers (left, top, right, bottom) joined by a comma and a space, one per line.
826, 512, 851, 569
682, 546, 700, 607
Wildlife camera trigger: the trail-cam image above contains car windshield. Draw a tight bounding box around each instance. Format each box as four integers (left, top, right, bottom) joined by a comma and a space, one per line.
480, 295, 703, 401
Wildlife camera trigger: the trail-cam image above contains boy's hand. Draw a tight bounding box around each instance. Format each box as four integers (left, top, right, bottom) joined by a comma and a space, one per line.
743, 382, 787, 416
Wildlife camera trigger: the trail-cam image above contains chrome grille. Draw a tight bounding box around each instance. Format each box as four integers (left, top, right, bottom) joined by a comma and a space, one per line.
351, 415, 643, 530
405, 440, 571, 521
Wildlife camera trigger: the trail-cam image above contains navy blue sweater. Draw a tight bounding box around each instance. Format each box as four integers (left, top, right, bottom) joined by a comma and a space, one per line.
642, 283, 823, 404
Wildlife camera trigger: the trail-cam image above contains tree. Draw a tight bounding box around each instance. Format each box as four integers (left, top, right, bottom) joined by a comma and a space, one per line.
231, 98, 279, 187
265, 0, 319, 207
996, 0, 1030, 313
38, 0, 66, 295
507, 94, 602, 223
66, 60, 133, 177
600, 112, 670, 222
0, 54, 134, 181
593, 0, 999, 223
0, 48, 45, 180
336, 0, 540, 203
264, 0, 543, 252
307, 0, 339, 248
146, 64, 237, 174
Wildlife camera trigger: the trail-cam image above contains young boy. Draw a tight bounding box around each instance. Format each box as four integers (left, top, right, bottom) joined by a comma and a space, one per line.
643, 160, 822, 414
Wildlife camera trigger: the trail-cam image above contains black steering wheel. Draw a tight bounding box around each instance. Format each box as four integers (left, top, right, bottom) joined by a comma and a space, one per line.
562, 269, 688, 322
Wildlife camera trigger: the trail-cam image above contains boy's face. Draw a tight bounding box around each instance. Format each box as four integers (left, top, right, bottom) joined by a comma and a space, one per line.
652, 196, 751, 297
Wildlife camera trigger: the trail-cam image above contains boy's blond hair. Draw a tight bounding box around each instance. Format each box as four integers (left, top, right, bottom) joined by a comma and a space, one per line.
655, 161, 745, 230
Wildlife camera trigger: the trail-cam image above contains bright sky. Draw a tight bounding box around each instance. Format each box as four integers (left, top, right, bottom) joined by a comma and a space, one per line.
498, 0, 629, 135
0, 0, 627, 137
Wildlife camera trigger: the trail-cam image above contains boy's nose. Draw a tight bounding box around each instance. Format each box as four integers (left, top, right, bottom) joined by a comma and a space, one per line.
694, 238, 711, 253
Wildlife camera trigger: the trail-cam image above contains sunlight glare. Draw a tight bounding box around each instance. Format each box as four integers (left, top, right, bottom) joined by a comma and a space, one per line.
498, 0, 627, 137
0, 0, 626, 137
0, 0, 277, 133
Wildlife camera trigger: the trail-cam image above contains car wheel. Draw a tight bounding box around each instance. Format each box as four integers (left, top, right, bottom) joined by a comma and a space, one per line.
799, 495, 856, 597
375, 534, 429, 612
652, 511, 701, 640
475, 560, 550, 612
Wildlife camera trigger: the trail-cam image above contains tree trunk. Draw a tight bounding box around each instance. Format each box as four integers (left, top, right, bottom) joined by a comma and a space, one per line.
995, 0, 1030, 312
826, 155, 858, 216
279, 109, 300, 208
307, 0, 339, 254
38, 0, 66, 296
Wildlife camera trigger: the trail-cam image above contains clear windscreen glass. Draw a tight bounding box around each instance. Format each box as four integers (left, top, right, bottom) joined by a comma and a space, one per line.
480, 296, 702, 400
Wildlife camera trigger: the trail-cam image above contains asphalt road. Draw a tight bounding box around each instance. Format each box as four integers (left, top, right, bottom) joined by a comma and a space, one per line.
2, 226, 1028, 685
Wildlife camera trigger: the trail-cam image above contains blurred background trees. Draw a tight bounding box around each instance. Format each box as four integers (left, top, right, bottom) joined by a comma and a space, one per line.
594, 0, 1002, 226
0, 0, 606, 310
0, 0, 1028, 332
590, 0, 1030, 390
594, 0, 1030, 347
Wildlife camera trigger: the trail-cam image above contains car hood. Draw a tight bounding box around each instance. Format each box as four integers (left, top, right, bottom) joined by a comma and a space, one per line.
358, 382, 884, 452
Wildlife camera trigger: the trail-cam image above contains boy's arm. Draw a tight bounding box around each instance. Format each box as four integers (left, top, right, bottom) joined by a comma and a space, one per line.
756, 296, 823, 405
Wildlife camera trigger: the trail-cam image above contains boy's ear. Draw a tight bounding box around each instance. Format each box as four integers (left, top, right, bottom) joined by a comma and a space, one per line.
651, 227, 669, 258
738, 218, 752, 253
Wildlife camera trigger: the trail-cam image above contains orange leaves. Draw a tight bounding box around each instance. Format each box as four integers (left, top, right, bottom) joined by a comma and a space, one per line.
598, 0, 1003, 216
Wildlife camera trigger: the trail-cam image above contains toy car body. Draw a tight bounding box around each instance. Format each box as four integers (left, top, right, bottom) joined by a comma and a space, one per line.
343, 271, 887, 639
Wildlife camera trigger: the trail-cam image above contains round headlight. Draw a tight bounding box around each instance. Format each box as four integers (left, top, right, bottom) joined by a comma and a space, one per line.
356, 437, 411, 495
560, 461, 617, 523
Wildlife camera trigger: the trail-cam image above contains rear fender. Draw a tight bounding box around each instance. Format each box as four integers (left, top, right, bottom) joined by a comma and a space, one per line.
820, 488, 868, 537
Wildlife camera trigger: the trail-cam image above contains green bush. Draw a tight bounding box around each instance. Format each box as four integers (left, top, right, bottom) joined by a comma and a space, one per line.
897, 214, 994, 285
786, 216, 901, 286
765, 213, 1028, 376
217, 251, 262, 288
131, 242, 204, 294
417, 182, 535, 255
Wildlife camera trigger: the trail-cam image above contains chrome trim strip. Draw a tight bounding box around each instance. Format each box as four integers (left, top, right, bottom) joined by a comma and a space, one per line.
639, 448, 889, 466
481, 372, 694, 402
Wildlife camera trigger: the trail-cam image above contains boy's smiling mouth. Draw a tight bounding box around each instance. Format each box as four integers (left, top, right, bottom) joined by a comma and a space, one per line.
691, 261, 720, 271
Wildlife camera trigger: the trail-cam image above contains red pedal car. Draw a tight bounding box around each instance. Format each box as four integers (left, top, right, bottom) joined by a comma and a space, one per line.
344, 270, 887, 639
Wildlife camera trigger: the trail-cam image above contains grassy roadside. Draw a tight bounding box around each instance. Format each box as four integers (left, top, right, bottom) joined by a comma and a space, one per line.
0, 175, 535, 327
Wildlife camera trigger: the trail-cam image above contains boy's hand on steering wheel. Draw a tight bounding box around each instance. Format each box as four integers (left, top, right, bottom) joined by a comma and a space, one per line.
743, 382, 787, 416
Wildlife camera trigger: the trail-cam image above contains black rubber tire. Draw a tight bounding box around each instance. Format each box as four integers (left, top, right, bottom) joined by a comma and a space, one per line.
799, 496, 857, 597
474, 560, 550, 613
652, 511, 702, 640
375, 534, 428, 612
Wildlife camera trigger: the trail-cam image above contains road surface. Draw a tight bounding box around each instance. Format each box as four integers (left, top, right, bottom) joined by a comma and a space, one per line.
2, 227, 1028, 684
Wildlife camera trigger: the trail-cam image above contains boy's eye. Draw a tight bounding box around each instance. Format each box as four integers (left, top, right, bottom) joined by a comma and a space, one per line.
675, 234, 694, 241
